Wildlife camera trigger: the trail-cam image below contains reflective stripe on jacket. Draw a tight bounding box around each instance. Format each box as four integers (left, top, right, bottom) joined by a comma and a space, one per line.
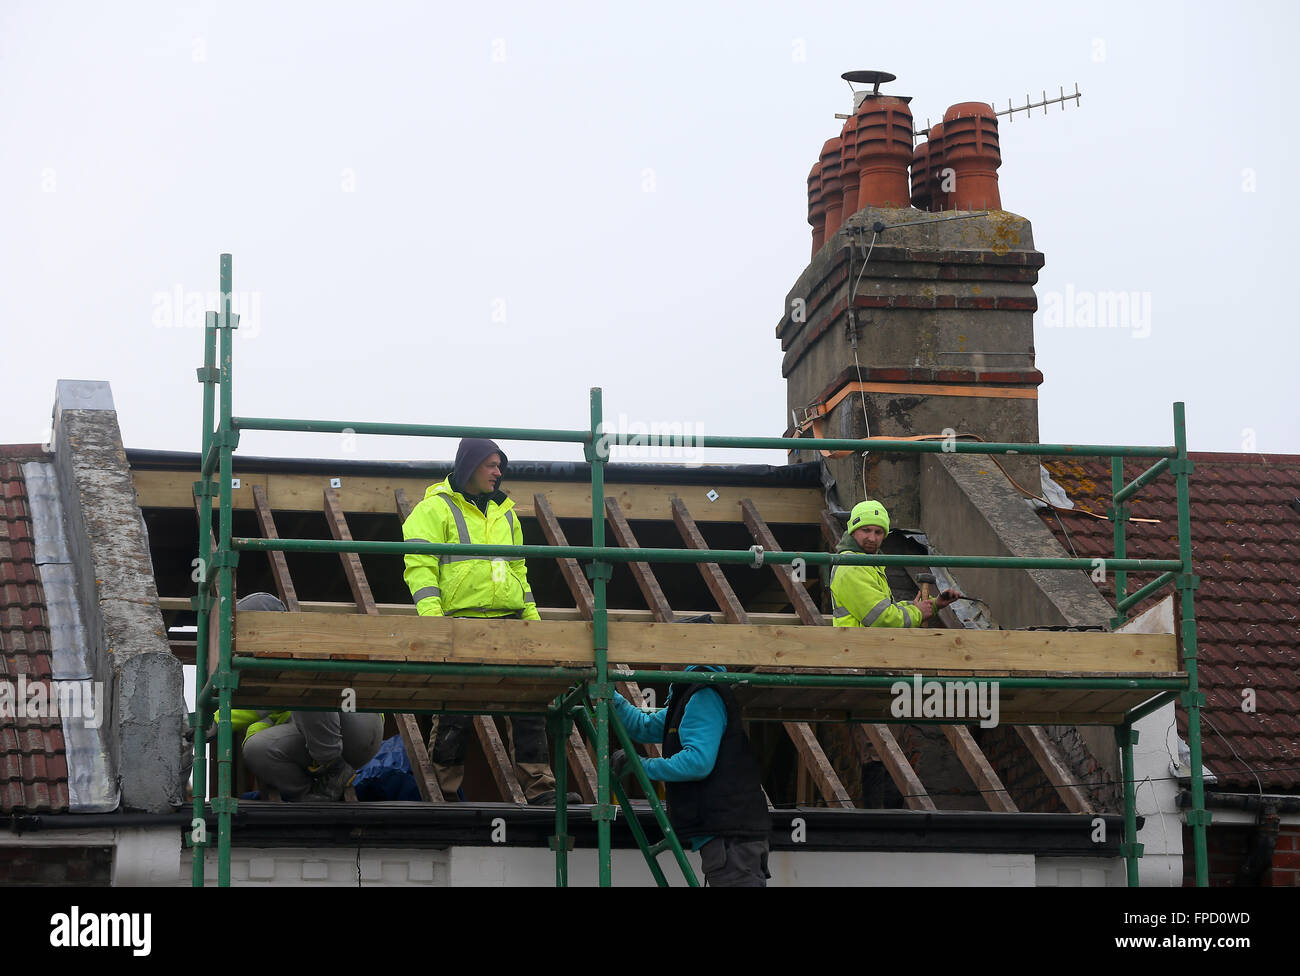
828, 563, 922, 628
401, 477, 539, 620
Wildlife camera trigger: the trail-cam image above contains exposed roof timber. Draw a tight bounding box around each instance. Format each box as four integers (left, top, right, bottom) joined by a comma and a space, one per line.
160, 597, 824, 624
941, 725, 1017, 812
126, 449, 822, 488
668, 495, 853, 808
547, 497, 662, 762
1015, 726, 1095, 814
855, 725, 936, 811
134, 469, 825, 523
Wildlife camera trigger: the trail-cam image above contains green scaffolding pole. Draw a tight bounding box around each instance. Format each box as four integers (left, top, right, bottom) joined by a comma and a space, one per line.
588, 388, 614, 886
1174, 403, 1210, 885
1110, 457, 1129, 630
187, 253, 1204, 889
549, 705, 571, 887
571, 703, 699, 887
214, 254, 239, 888
1116, 723, 1144, 886
189, 300, 218, 887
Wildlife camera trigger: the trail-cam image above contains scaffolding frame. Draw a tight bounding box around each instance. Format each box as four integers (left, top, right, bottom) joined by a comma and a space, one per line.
188, 255, 1208, 887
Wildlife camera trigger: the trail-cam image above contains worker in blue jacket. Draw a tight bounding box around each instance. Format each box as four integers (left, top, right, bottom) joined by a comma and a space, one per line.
611, 665, 771, 886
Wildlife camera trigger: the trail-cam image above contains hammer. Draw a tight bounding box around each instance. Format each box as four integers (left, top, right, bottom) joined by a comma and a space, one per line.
917, 573, 937, 603
918, 573, 969, 608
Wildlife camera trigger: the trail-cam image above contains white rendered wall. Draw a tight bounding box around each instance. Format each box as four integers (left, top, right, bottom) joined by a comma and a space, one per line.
173, 845, 1126, 886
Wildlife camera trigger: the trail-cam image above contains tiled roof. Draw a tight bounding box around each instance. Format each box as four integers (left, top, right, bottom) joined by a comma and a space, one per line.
0, 454, 70, 813
1042, 452, 1300, 793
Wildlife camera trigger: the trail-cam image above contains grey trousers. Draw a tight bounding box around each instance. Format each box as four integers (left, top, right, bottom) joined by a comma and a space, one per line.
699, 836, 770, 887
242, 712, 384, 800
428, 714, 556, 801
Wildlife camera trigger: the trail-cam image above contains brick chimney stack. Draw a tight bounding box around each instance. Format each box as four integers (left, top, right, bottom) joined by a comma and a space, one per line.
781, 77, 1039, 525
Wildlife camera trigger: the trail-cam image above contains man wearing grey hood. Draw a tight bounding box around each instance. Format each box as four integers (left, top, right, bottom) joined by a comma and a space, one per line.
402, 438, 575, 805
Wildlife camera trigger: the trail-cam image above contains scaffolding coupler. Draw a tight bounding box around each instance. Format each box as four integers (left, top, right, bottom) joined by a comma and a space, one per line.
1114, 727, 1139, 747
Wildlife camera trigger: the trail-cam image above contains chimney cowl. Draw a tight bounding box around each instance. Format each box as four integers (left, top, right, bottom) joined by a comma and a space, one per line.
941, 102, 1002, 211
911, 140, 932, 211
807, 161, 826, 256
926, 122, 949, 211
849, 95, 913, 210
819, 137, 845, 239
839, 113, 863, 220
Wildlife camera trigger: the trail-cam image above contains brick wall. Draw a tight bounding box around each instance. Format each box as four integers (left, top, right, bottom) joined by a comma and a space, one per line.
0, 845, 111, 885
1183, 823, 1300, 886
980, 726, 1066, 813
1269, 825, 1300, 887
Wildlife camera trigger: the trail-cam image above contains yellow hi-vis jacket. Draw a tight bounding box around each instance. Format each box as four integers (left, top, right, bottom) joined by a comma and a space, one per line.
829, 562, 923, 628
401, 477, 540, 620
221, 709, 290, 743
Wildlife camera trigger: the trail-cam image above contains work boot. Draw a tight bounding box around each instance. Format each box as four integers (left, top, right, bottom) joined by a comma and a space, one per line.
527, 790, 583, 806
304, 758, 354, 802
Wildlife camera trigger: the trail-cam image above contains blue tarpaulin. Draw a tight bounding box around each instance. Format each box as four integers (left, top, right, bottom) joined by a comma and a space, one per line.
351, 733, 421, 801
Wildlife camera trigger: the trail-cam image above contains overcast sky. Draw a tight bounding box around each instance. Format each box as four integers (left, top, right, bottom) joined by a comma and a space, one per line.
2, 1, 1294, 467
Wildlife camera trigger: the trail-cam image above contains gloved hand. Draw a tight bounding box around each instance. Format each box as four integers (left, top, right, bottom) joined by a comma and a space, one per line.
935, 588, 962, 610
610, 749, 633, 782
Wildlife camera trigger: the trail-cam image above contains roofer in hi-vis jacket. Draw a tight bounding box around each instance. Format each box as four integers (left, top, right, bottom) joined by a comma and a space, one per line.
236, 592, 384, 801
830, 499, 959, 627
401, 438, 578, 806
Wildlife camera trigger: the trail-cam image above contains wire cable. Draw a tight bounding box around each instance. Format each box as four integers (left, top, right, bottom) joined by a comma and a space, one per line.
848, 230, 879, 500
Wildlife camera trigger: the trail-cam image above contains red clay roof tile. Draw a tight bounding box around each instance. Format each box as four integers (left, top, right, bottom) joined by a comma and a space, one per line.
1044, 452, 1300, 793
0, 461, 69, 814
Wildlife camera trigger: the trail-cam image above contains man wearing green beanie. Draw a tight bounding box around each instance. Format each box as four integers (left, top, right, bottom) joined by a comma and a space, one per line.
829, 500, 959, 627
